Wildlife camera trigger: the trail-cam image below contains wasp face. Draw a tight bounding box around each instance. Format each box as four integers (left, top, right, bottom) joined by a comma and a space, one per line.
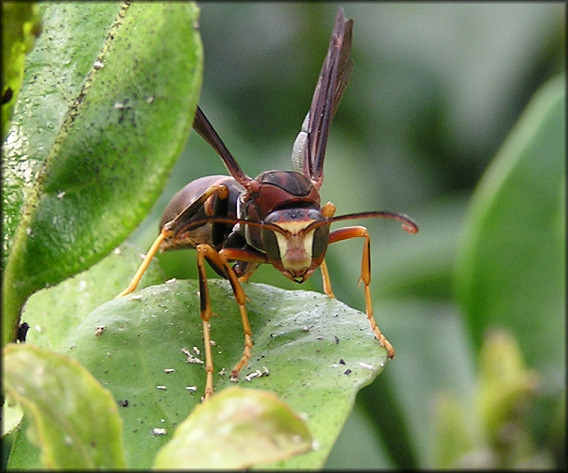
261, 208, 329, 283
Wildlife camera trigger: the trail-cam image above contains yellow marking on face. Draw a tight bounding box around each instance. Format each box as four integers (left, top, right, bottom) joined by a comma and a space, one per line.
273, 220, 315, 272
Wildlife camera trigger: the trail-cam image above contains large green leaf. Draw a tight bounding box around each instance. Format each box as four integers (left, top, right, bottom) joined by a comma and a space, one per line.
2, 2, 202, 345
3, 344, 126, 469
9, 262, 389, 469
76, 281, 388, 469
456, 75, 565, 387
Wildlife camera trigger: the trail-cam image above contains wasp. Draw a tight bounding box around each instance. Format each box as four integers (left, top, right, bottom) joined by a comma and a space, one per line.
117, 7, 418, 399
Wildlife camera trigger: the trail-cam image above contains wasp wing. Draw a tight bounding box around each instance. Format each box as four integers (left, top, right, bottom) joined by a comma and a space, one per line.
291, 7, 353, 190
193, 106, 252, 187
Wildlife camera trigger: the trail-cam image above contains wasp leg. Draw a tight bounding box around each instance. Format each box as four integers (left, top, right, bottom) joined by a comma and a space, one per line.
328, 226, 395, 359
320, 260, 335, 298
166, 183, 229, 232
196, 244, 258, 399
219, 248, 269, 374
116, 183, 231, 299
320, 202, 336, 297
200, 318, 215, 401
115, 229, 172, 298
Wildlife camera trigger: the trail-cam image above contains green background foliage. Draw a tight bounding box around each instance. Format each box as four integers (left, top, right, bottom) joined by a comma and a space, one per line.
3, 2, 565, 469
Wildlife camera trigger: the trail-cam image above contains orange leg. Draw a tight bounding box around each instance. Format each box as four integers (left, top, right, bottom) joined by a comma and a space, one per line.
328, 226, 395, 359
201, 317, 215, 400
115, 229, 171, 298
116, 183, 230, 299
196, 245, 267, 398
166, 184, 229, 231
320, 260, 335, 298
320, 202, 337, 298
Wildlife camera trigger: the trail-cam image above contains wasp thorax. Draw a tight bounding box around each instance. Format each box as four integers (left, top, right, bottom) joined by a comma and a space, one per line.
262, 208, 330, 282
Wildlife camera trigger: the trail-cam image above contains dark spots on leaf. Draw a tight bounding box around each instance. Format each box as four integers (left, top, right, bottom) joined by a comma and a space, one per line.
2, 87, 13, 104
118, 399, 129, 407
17, 322, 29, 342
344, 369, 352, 375
339, 359, 345, 365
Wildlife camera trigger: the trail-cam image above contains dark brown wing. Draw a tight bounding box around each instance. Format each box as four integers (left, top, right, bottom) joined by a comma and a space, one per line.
291, 7, 353, 190
193, 106, 252, 187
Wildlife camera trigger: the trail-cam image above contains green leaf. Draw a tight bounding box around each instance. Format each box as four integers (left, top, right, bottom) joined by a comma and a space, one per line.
21, 242, 164, 351
2, 395, 24, 437
154, 386, 312, 469
361, 299, 477, 468
431, 329, 554, 469
475, 329, 540, 449
3, 344, 126, 469
1, 2, 42, 138
2, 242, 163, 439
11, 276, 388, 469
456, 74, 565, 387
2, 2, 202, 345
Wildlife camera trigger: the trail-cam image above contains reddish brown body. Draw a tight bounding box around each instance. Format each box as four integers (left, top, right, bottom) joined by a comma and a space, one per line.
160, 169, 330, 282
160, 175, 243, 251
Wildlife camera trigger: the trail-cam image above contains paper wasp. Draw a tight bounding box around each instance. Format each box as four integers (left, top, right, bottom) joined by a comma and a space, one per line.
117, 7, 418, 399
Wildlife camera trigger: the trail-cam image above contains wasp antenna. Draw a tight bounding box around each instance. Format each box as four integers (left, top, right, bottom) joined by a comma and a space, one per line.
175, 216, 289, 238
305, 211, 419, 234
401, 221, 419, 234
338, 211, 418, 233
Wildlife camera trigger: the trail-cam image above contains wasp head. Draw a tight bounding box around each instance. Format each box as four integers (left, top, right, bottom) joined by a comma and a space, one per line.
261, 208, 330, 283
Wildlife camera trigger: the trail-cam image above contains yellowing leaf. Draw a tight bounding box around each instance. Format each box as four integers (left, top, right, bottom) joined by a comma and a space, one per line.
3, 344, 126, 469
154, 387, 312, 469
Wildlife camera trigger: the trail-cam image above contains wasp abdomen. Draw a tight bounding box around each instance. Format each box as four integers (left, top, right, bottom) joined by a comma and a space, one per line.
160, 175, 244, 251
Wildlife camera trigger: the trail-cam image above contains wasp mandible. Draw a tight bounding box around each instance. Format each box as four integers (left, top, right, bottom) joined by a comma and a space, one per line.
117, 7, 418, 399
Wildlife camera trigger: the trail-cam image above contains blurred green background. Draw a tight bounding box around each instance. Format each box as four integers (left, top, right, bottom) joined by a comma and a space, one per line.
127, 3, 565, 469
